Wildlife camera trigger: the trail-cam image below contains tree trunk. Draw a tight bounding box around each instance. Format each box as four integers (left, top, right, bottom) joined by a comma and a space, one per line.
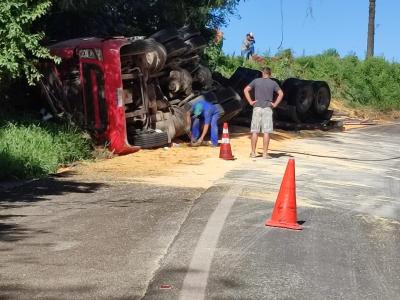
367, 0, 376, 58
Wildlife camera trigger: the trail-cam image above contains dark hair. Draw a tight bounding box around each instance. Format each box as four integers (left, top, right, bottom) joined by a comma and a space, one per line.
261, 67, 272, 75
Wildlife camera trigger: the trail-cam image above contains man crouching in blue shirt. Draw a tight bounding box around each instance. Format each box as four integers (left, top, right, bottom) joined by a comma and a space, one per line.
186, 97, 223, 147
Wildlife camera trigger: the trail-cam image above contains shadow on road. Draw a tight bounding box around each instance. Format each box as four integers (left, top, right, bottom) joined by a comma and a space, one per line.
0, 283, 96, 300
0, 176, 105, 208
0, 216, 49, 243
0, 176, 106, 243
269, 149, 400, 162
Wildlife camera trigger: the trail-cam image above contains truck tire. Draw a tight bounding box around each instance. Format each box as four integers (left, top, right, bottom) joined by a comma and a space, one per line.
292, 83, 313, 115
312, 81, 331, 115
228, 67, 262, 93
202, 91, 219, 104
120, 38, 158, 56
184, 35, 207, 53
186, 63, 201, 74
180, 54, 201, 65
179, 26, 201, 41
120, 39, 166, 73
212, 72, 230, 86
282, 78, 313, 118
150, 28, 180, 44
192, 65, 212, 89
132, 131, 169, 149
281, 78, 301, 93
146, 42, 167, 73
214, 87, 241, 105
164, 38, 188, 58
166, 54, 200, 68
218, 98, 242, 124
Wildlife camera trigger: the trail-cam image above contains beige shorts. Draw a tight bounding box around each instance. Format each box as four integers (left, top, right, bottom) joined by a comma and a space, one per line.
250, 107, 273, 133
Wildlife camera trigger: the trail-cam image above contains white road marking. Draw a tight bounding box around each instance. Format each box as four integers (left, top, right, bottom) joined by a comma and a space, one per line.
179, 186, 242, 300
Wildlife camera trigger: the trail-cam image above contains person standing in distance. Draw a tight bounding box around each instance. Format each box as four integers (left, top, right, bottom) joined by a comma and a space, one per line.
241, 32, 255, 59
243, 67, 284, 159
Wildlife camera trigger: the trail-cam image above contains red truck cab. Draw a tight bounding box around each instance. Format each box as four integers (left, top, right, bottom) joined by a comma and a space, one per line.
40, 28, 243, 154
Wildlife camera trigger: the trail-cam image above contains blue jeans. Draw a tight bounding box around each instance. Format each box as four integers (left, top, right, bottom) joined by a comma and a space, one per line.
191, 113, 220, 146
241, 47, 254, 59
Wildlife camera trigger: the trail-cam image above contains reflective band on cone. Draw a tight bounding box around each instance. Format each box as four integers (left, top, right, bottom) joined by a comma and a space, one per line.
219, 123, 234, 160
221, 138, 230, 144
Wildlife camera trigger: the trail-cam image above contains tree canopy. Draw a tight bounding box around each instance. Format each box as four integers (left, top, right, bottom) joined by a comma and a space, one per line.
0, 0, 55, 85
1, 0, 242, 86
42, 0, 241, 41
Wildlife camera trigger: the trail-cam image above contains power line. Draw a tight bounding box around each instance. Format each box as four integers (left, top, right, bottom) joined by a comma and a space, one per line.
277, 0, 284, 50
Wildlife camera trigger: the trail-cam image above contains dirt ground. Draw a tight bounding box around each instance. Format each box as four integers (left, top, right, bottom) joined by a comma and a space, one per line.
330, 98, 400, 122
64, 125, 346, 189
60, 99, 399, 189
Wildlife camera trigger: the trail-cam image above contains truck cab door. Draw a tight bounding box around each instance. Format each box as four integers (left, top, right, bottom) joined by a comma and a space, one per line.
82, 63, 108, 136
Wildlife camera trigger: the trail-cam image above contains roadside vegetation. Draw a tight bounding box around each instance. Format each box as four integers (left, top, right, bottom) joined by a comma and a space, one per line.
0, 118, 92, 180
207, 44, 400, 111
0, 0, 241, 181
0, 1, 399, 180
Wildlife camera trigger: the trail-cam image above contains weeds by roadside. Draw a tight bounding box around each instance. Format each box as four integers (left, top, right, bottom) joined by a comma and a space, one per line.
205, 44, 400, 112
0, 118, 92, 180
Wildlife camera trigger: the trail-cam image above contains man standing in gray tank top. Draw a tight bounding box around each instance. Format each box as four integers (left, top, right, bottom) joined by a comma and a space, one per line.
243, 67, 284, 159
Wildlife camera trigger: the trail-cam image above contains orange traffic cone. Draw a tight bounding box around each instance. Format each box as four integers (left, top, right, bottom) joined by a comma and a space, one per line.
265, 159, 302, 230
219, 123, 234, 160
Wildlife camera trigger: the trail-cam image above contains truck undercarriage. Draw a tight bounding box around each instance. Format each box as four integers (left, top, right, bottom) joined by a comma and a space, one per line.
40, 27, 332, 154
40, 27, 243, 153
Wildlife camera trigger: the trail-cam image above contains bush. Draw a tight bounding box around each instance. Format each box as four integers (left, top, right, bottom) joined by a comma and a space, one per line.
0, 119, 92, 180
211, 49, 400, 111
0, 1, 56, 85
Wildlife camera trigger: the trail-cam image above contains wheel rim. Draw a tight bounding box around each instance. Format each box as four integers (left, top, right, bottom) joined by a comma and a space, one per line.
297, 88, 312, 114
316, 88, 330, 113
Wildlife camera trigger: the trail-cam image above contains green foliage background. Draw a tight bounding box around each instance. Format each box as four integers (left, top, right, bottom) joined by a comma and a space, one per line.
1, 0, 241, 87
206, 44, 400, 111
0, 118, 92, 180
0, 0, 243, 180
0, 1, 56, 85
0, 1, 399, 180
41, 0, 241, 41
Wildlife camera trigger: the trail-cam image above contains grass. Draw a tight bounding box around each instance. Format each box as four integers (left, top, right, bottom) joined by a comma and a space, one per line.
206, 44, 400, 112
0, 118, 92, 180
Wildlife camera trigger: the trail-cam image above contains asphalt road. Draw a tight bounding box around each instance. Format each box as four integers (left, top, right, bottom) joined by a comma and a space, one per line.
1, 124, 399, 299
0, 181, 204, 299
144, 124, 400, 300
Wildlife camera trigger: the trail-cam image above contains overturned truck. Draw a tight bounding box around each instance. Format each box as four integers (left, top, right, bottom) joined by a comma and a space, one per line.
40, 27, 242, 154
40, 28, 332, 154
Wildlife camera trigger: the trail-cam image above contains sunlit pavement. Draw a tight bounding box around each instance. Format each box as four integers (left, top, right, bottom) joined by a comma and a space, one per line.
1, 124, 399, 299
144, 124, 400, 300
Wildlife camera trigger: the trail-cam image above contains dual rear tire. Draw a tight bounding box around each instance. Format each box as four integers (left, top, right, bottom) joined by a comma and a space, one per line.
280, 78, 331, 121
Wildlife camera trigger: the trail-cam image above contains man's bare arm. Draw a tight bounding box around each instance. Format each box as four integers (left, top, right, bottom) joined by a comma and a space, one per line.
198, 124, 210, 142
186, 111, 192, 138
272, 89, 284, 108
243, 86, 256, 106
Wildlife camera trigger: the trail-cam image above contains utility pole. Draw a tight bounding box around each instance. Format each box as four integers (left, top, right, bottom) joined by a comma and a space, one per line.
367, 0, 376, 58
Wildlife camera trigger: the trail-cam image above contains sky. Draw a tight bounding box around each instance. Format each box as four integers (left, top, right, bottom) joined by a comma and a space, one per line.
221, 0, 400, 61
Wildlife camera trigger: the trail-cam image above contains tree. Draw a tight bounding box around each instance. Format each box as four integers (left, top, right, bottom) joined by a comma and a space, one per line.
41, 0, 242, 41
0, 1, 56, 85
367, 0, 376, 58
